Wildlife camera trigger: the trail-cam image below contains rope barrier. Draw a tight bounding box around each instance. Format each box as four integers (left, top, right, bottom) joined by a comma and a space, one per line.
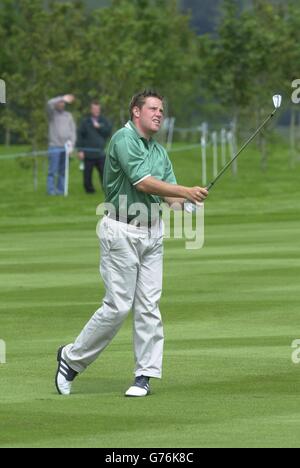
0, 139, 237, 195
0, 144, 201, 160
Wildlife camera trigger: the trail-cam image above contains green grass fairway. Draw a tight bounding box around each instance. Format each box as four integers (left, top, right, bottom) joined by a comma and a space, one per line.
1, 141, 300, 448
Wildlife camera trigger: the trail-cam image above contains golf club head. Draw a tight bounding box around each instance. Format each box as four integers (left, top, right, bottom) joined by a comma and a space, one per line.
273, 94, 282, 109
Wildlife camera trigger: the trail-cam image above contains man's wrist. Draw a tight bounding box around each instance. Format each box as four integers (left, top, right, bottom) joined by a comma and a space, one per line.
179, 186, 189, 199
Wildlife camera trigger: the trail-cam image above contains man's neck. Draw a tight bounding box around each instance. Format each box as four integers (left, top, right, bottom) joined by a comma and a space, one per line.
132, 120, 152, 141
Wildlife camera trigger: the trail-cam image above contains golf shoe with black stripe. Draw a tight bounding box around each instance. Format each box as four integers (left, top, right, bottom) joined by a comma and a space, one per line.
125, 376, 150, 397
55, 346, 78, 395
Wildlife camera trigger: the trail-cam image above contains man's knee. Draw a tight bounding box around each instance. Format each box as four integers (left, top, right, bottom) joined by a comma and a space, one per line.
102, 298, 133, 322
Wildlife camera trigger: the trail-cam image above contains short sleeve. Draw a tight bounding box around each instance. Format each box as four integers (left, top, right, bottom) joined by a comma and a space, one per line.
116, 136, 151, 185
164, 156, 177, 185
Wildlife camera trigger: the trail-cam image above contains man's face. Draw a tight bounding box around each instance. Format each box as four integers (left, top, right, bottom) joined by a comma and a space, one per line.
91, 104, 101, 118
134, 97, 164, 135
55, 100, 65, 112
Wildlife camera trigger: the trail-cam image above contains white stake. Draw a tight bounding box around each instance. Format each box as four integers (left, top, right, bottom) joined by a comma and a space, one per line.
166, 117, 176, 151
64, 141, 73, 197
212, 131, 218, 178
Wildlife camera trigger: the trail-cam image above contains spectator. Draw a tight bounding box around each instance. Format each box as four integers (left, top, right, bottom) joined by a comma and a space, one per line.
46, 95, 76, 196
77, 101, 112, 193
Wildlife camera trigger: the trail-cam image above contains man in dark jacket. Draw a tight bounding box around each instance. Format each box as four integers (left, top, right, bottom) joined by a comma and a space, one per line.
77, 101, 112, 193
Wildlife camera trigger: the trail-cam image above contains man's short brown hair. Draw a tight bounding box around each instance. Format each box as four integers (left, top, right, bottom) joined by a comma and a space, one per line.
91, 100, 101, 107
129, 89, 164, 120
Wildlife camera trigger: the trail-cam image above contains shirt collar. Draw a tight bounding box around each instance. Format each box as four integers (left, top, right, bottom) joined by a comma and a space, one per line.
125, 121, 156, 148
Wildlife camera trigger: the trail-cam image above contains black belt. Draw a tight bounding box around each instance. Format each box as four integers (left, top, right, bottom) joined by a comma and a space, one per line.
106, 213, 158, 228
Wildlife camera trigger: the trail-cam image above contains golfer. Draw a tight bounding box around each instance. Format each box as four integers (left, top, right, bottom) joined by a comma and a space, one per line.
55, 89, 208, 397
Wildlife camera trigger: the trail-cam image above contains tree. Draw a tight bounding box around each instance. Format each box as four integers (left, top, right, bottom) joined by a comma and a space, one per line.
274, 0, 300, 166
83, 0, 200, 125
0, 0, 30, 144
0, 0, 201, 145
197, 0, 293, 168
0, 1, 93, 146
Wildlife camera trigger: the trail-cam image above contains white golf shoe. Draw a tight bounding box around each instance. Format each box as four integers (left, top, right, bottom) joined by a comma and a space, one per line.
55, 346, 78, 396
125, 376, 150, 397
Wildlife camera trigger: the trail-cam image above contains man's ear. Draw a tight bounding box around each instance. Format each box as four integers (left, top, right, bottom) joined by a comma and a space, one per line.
133, 106, 140, 118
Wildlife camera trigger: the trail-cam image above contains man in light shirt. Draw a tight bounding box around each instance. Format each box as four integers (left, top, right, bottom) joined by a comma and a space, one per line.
46, 94, 76, 195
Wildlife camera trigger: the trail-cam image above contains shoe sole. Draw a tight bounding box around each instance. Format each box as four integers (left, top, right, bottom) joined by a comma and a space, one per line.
125, 393, 150, 398
55, 346, 65, 395
125, 387, 151, 397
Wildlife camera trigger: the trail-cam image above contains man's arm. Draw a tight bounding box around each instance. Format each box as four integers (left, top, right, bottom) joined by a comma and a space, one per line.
47, 96, 63, 117
98, 117, 112, 139
46, 94, 75, 117
136, 176, 208, 204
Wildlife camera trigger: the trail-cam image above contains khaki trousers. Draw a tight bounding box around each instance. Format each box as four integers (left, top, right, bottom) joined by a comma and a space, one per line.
64, 216, 164, 378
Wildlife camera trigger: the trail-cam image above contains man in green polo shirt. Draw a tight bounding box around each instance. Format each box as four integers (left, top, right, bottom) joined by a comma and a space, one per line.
55, 90, 208, 397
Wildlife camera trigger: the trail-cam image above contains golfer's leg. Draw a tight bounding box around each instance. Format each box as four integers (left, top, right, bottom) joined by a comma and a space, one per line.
133, 237, 164, 379
57, 149, 66, 195
64, 219, 139, 373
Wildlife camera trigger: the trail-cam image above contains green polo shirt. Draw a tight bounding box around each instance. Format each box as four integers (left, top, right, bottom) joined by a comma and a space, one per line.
103, 121, 177, 220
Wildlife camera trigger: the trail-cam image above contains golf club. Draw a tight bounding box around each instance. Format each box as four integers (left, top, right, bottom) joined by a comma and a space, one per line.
206, 94, 282, 191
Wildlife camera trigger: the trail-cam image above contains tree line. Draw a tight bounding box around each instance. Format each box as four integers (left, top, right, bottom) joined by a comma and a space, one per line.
0, 0, 299, 151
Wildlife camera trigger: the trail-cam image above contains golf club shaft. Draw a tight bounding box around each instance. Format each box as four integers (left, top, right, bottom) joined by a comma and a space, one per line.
206, 109, 277, 191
